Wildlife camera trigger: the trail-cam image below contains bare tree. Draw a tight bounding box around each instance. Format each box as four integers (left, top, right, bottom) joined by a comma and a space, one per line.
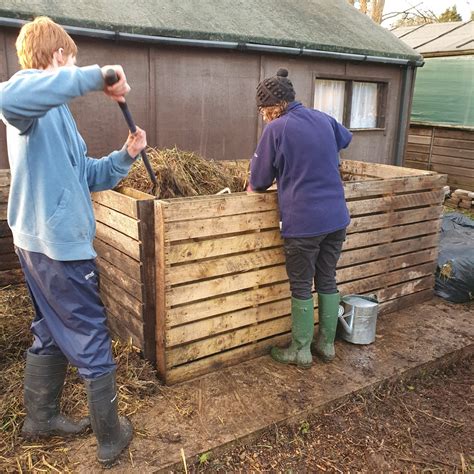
371, 0, 385, 24
348, 0, 385, 24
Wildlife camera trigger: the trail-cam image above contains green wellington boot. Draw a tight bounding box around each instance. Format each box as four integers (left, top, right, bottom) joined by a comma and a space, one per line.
313, 292, 341, 362
270, 297, 314, 369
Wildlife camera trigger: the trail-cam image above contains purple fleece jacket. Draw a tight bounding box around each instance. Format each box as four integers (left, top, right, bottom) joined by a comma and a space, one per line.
250, 101, 352, 238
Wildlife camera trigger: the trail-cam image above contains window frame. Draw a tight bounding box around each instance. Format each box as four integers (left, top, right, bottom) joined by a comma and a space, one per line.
312, 73, 389, 131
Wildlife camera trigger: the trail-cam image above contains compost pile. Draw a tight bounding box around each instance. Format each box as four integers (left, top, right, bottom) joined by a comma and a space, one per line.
121, 147, 249, 198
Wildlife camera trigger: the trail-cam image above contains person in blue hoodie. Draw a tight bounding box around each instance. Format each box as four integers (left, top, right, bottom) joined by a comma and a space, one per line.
249, 68, 352, 369
0, 17, 146, 466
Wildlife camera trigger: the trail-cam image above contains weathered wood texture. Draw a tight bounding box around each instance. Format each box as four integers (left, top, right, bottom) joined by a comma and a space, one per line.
92, 161, 446, 385
0, 169, 22, 286
92, 187, 156, 362
404, 125, 474, 191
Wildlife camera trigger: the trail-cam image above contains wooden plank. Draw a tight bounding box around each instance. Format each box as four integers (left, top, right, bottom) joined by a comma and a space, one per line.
343, 174, 446, 198
0, 170, 10, 187
0, 242, 14, 256
0, 186, 9, 202
93, 201, 140, 240
404, 161, 430, 171
168, 229, 282, 264
167, 264, 288, 307
137, 199, 156, 364
379, 288, 433, 315
165, 333, 291, 384
0, 221, 12, 238
408, 135, 432, 145
431, 154, 474, 169
154, 201, 168, 379
376, 275, 435, 303
433, 137, 474, 150
405, 143, 431, 154
95, 221, 141, 261
430, 163, 474, 178
91, 189, 140, 219
165, 210, 279, 242
432, 146, 474, 160
0, 203, 7, 220
404, 151, 430, 163
340, 159, 430, 178
116, 186, 154, 200
96, 257, 142, 300
446, 175, 474, 191
106, 309, 144, 349
166, 298, 293, 347
434, 128, 474, 141
0, 268, 24, 286
162, 191, 278, 222
100, 274, 143, 318
94, 238, 142, 282
168, 281, 290, 327
167, 315, 291, 367
168, 247, 285, 286
408, 126, 433, 137
348, 205, 443, 233
0, 252, 20, 271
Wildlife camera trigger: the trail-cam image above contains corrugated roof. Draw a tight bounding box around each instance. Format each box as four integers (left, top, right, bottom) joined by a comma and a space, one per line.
391, 21, 473, 56
0, 0, 421, 61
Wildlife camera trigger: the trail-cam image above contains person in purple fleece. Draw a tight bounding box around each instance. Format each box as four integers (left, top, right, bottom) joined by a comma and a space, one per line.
249, 68, 352, 369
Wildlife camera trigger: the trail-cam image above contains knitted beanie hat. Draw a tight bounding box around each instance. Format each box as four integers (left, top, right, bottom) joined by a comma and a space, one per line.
256, 68, 296, 107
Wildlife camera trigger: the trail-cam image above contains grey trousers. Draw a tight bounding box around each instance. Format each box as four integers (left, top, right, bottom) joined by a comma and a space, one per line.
284, 228, 346, 300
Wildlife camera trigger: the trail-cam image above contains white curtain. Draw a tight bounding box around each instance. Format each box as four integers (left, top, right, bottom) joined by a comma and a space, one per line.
314, 79, 345, 123
350, 82, 378, 128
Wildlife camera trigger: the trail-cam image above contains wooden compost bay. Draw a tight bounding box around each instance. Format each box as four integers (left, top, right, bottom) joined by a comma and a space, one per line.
92, 160, 447, 385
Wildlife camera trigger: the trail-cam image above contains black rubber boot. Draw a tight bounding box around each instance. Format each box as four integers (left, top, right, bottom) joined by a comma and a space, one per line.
21, 351, 90, 439
85, 371, 133, 467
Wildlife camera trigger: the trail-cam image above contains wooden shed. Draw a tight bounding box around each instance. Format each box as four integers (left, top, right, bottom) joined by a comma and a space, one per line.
1, 0, 422, 169
393, 21, 474, 191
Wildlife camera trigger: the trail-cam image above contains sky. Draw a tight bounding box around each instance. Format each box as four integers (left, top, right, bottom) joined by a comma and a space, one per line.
382, 0, 472, 27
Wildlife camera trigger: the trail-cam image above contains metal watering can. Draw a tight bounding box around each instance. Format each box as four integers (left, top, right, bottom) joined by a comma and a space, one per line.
337, 294, 379, 345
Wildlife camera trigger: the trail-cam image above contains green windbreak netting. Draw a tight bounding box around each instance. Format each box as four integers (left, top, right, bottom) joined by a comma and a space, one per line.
411, 56, 474, 128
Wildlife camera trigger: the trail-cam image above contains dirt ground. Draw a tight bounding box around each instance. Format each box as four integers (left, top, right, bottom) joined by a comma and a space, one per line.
1, 284, 473, 472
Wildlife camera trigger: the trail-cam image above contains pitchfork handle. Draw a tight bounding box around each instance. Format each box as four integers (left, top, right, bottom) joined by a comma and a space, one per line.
104, 69, 158, 188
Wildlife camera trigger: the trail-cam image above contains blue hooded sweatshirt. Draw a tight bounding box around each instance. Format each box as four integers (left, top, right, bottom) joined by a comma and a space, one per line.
250, 101, 352, 238
0, 66, 135, 261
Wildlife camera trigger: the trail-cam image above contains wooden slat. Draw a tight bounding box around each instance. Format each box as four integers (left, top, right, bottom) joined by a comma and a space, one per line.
404, 151, 430, 163
432, 146, 474, 160
0, 204, 7, 220
0, 236, 14, 254
348, 205, 443, 233
377, 275, 435, 303
168, 229, 282, 264
100, 274, 143, 318
0, 253, 21, 271
340, 160, 430, 178
0, 221, 12, 238
93, 202, 140, 240
166, 298, 293, 347
0, 186, 9, 202
106, 309, 144, 349
431, 154, 474, 169
165, 210, 279, 242
379, 288, 433, 315
167, 315, 291, 367
137, 199, 156, 364
433, 137, 474, 150
168, 281, 290, 327
343, 174, 445, 199
94, 238, 142, 282
91, 189, 140, 219
408, 127, 433, 136
405, 143, 431, 155
404, 161, 430, 171
434, 128, 474, 141
408, 135, 432, 145
165, 333, 291, 384
430, 163, 474, 178
0, 170, 10, 187
168, 248, 285, 286
167, 265, 288, 307
0, 268, 24, 286
154, 201, 168, 379
445, 175, 474, 190
96, 257, 142, 300
95, 221, 140, 260
162, 192, 278, 222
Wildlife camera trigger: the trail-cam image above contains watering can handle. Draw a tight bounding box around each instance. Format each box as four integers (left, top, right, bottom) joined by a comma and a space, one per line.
338, 306, 354, 335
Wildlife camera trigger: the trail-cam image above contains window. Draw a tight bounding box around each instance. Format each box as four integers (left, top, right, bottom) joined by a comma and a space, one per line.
314, 78, 386, 129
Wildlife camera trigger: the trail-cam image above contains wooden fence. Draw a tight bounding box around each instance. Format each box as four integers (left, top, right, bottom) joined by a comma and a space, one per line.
404, 124, 474, 191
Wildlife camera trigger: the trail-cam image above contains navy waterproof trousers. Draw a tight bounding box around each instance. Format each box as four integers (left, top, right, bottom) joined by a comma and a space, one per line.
16, 247, 116, 379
